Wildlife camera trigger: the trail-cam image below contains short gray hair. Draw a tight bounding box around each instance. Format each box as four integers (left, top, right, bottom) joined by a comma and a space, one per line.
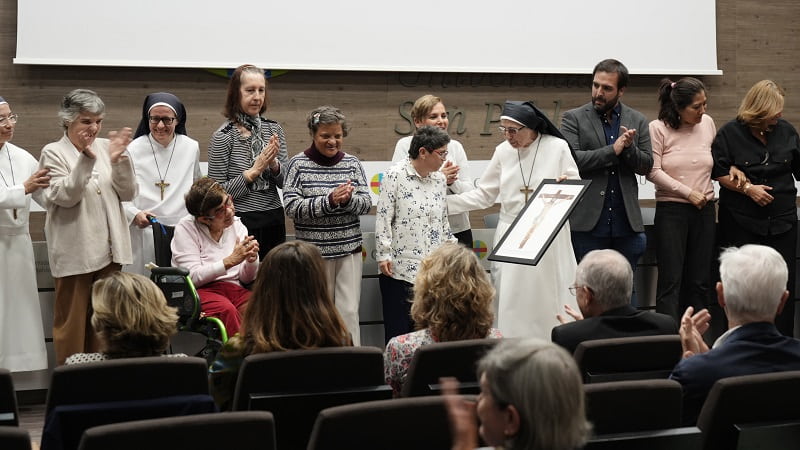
478, 338, 591, 450
306, 105, 349, 137
58, 89, 105, 130
575, 249, 632, 310
408, 125, 450, 159
719, 244, 787, 323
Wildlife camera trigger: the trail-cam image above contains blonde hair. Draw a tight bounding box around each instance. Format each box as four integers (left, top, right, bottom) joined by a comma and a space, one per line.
239, 241, 351, 354
91, 272, 179, 358
411, 242, 495, 341
737, 80, 785, 128
410, 94, 444, 124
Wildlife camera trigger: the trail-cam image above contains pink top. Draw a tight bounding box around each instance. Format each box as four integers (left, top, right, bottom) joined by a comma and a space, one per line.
647, 114, 716, 203
170, 214, 259, 288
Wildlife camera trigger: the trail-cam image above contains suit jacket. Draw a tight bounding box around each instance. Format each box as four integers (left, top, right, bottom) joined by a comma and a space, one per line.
561, 102, 653, 232
551, 304, 678, 355
669, 322, 800, 425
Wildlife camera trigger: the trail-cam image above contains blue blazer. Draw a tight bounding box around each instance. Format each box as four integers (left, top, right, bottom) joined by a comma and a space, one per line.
670, 322, 800, 425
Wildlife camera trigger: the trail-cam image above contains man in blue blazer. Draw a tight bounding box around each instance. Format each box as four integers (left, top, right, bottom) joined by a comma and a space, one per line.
551, 249, 677, 355
561, 59, 653, 282
670, 244, 800, 425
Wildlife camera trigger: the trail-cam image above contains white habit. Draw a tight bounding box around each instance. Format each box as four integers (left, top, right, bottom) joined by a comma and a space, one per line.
447, 134, 580, 339
0, 143, 48, 371
123, 133, 201, 274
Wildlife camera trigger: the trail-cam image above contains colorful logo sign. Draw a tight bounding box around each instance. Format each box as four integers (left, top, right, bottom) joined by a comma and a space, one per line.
472, 240, 489, 259
370, 173, 384, 195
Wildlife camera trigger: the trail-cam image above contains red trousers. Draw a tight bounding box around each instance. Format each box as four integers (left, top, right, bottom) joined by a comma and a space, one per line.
197, 281, 250, 336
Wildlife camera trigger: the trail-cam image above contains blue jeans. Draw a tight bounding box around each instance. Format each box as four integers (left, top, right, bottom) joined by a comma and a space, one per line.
571, 231, 647, 306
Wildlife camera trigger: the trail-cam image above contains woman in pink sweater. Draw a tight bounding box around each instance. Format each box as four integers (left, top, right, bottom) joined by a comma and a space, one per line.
647, 77, 716, 322
171, 177, 260, 335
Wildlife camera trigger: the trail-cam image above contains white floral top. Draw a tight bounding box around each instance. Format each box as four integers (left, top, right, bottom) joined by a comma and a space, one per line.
375, 159, 453, 283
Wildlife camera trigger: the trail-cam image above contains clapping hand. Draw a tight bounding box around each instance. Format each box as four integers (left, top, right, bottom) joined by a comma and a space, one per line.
107, 128, 133, 163
441, 160, 460, 185
330, 180, 355, 207
679, 306, 711, 358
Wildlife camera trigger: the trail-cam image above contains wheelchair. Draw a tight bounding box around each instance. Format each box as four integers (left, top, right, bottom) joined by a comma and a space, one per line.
148, 219, 228, 364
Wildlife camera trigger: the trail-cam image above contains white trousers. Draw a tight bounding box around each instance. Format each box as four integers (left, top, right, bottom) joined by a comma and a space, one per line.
324, 252, 363, 346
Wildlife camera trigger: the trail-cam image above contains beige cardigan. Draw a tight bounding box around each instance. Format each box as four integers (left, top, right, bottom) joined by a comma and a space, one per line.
39, 134, 137, 278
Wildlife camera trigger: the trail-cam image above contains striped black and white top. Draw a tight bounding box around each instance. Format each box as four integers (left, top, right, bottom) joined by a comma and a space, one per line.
283, 152, 372, 258
208, 118, 288, 212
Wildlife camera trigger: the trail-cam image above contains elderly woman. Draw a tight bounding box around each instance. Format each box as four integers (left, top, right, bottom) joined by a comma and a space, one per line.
209, 240, 352, 410
376, 125, 454, 343
712, 80, 800, 336
283, 106, 371, 345
383, 242, 501, 396
171, 177, 259, 336
443, 339, 591, 450
647, 78, 716, 322
208, 64, 288, 258
65, 272, 180, 364
0, 96, 50, 371
447, 101, 580, 340
39, 89, 136, 365
391, 95, 474, 246
123, 92, 201, 274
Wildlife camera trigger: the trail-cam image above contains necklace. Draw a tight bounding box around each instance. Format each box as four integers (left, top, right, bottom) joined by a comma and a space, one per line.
148, 134, 177, 200
517, 134, 542, 203
0, 143, 18, 219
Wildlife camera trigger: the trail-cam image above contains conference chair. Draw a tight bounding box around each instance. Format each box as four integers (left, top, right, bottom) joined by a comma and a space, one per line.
584, 379, 683, 435
696, 370, 800, 450
0, 368, 19, 426
400, 338, 500, 397
307, 396, 455, 450
573, 334, 682, 383
584, 427, 703, 450
0, 427, 33, 450
233, 347, 391, 450
41, 356, 215, 450
77, 411, 276, 450
149, 221, 227, 362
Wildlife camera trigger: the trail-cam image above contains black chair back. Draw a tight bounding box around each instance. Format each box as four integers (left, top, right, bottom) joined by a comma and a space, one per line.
307, 396, 454, 450
77, 411, 276, 450
584, 426, 702, 450
401, 338, 500, 397
585, 379, 683, 434
697, 370, 800, 450
574, 335, 682, 383
0, 427, 33, 450
0, 368, 19, 426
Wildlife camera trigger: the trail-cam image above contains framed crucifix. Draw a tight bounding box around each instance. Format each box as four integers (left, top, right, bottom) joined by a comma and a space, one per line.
488, 179, 591, 266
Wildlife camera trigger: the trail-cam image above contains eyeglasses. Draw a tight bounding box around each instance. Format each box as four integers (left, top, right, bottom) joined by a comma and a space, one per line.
0, 114, 19, 126
568, 285, 587, 296
149, 116, 176, 125
207, 196, 233, 218
433, 149, 449, 159
498, 125, 526, 136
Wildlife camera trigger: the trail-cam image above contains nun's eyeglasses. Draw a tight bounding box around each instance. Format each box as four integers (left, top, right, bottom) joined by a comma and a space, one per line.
498, 125, 526, 136
0, 114, 19, 125
149, 116, 176, 125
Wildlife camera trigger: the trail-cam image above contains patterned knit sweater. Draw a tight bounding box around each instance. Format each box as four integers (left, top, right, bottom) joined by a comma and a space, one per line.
283, 148, 372, 258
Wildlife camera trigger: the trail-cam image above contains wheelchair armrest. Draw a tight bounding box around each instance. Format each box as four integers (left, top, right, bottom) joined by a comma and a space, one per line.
150, 266, 190, 277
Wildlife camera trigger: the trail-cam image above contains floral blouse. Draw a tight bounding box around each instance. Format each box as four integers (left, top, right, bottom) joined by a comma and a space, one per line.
375, 159, 453, 283
383, 328, 503, 396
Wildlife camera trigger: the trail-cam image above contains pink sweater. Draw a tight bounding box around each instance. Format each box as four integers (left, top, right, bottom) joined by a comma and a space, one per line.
170, 215, 259, 288
647, 115, 716, 203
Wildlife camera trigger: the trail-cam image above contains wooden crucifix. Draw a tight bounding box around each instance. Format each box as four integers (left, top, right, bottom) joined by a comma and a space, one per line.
518, 189, 575, 249
155, 180, 170, 200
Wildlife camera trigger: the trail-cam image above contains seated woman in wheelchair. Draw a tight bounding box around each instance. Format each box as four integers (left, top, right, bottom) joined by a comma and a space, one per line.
171, 177, 260, 336
66, 272, 180, 364
209, 240, 352, 410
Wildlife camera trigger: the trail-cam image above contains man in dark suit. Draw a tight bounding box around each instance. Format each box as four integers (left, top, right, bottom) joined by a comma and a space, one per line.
551, 249, 677, 355
670, 244, 800, 425
560, 59, 653, 293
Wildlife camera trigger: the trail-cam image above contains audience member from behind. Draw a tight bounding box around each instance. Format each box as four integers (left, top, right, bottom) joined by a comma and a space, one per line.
65, 272, 180, 364
442, 338, 591, 450
384, 242, 502, 396
171, 178, 259, 336
209, 240, 352, 410
552, 249, 677, 354
670, 244, 800, 424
